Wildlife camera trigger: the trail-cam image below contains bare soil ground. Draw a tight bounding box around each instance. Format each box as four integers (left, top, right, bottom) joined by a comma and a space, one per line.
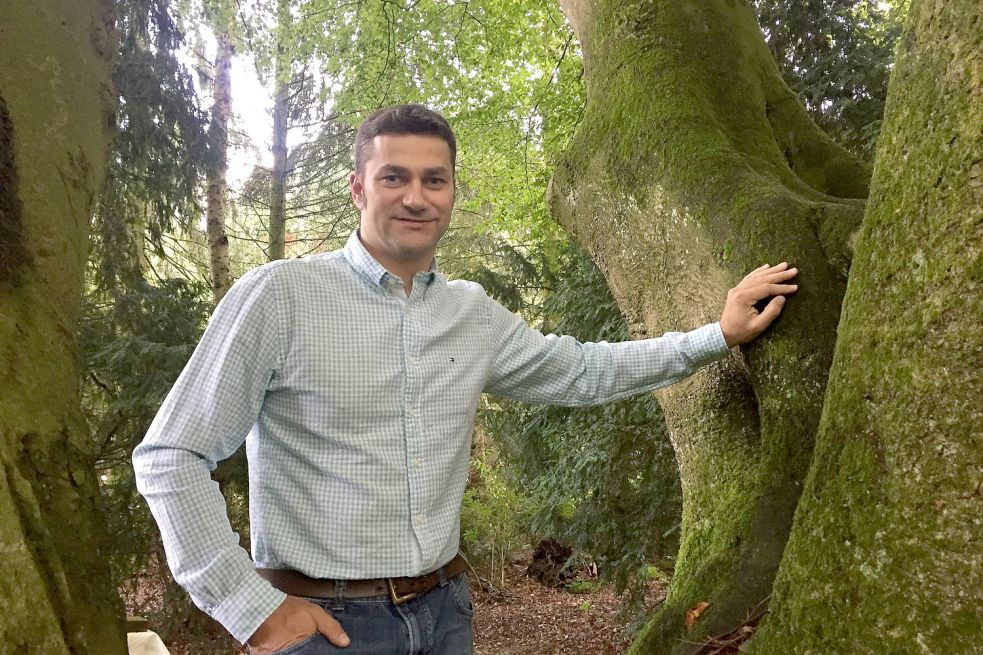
125, 555, 666, 655
472, 559, 655, 655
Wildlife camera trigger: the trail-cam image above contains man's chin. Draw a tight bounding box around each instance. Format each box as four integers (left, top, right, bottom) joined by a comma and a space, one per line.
390, 236, 444, 261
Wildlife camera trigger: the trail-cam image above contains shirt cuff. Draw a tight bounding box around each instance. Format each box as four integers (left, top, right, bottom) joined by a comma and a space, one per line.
684, 322, 731, 367
211, 572, 287, 644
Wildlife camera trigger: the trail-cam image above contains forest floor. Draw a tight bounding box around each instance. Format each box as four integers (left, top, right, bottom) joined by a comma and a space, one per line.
125, 551, 667, 655
470, 555, 655, 655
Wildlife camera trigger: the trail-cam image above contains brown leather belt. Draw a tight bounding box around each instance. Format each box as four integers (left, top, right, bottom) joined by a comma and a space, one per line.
256, 554, 469, 606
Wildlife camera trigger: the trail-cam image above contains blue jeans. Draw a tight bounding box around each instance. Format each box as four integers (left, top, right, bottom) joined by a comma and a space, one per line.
270, 573, 474, 655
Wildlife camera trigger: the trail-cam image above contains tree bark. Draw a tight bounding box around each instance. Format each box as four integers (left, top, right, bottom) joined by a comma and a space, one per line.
0, 1, 125, 653
749, 1, 982, 651
268, 0, 291, 262
551, 1, 870, 651
269, 81, 288, 261
206, 30, 234, 301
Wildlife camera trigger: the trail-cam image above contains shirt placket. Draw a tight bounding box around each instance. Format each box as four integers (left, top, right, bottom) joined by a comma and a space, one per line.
400, 284, 429, 563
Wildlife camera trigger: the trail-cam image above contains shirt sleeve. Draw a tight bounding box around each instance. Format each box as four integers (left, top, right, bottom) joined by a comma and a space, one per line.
483, 295, 730, 405
132, 266, 287, 644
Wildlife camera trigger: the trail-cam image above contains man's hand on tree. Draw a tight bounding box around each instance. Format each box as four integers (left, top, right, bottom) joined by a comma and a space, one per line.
247, 595, 350, 654
720, 262, 799, 347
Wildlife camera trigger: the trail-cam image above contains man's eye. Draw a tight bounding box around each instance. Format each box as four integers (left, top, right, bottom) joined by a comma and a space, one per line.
381, 175, 402, 183
426, 177, 446, 186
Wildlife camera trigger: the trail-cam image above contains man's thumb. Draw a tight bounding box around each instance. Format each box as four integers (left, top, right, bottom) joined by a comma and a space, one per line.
313, 607, 350, 648
757, 295, 786, 327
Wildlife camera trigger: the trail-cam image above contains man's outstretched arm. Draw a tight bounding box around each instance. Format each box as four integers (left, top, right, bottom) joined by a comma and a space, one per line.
483, 261, 798, 405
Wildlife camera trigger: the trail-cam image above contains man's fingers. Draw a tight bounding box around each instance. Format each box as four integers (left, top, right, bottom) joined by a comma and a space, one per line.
733, 282, 797, 306
767, 282, 798, 296
744, 263, 773, 280
766, 266, 798, 282
747, 261, 787, 273
755, 267, 797, 284
312, 605, 350, 648
743, 263, 797, 285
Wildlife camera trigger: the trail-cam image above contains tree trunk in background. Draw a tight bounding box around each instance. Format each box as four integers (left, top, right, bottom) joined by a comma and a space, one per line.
748, 1, 982, 652
206, 30, 234, 302
205, 7, 251, 559
551, 1, 870, 652
0, 2, 125, 654
268, 0, 291, 262
269, 81, 288, 261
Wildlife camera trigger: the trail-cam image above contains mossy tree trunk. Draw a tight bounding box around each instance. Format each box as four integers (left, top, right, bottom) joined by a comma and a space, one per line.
0, 1, 125, 654
748, 1, 982, 652
550, 1, 870, 652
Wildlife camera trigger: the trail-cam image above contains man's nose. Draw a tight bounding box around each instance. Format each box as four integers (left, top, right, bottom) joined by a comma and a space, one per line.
402, 180, 426, 212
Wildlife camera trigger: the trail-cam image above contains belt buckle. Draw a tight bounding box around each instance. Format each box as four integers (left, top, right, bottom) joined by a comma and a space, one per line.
386, 578, 418, 605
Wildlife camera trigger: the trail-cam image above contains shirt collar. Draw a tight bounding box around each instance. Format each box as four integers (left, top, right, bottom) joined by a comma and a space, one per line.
343, 230, 438, 289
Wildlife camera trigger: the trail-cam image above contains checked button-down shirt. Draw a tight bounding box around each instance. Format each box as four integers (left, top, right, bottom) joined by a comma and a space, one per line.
133, 230, 730, 643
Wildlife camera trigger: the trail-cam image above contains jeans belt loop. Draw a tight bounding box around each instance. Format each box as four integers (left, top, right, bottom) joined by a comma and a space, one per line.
332, 579, 346, 612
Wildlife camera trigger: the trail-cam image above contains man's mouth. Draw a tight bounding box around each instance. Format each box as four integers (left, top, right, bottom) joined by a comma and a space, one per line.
394, 217, 432, 224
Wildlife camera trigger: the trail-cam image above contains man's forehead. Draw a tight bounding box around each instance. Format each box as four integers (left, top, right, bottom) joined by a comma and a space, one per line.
366, 133, 452, 168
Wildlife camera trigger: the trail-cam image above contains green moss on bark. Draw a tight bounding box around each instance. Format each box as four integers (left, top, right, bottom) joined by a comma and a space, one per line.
0, 1, 124, 653
748, 1, 982, 652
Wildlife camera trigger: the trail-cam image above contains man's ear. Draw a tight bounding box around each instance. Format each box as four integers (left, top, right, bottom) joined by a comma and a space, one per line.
349, 171, 365, 210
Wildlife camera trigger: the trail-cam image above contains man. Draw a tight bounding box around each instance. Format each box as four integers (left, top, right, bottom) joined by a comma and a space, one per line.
133, 104, 798, 655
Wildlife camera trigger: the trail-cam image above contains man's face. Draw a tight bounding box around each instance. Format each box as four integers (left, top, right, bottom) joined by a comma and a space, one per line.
350, 134, 454, 275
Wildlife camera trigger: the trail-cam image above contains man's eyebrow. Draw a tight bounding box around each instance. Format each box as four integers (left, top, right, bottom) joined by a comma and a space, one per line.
376, 164, 451, 177
377, 164, 410, 175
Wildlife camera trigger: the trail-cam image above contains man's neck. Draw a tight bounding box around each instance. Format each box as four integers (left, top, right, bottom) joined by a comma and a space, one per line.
381, 257, 433, 296
357, 236, 433, 295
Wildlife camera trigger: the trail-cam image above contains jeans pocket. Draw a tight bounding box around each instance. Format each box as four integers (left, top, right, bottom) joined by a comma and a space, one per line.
267, 632, 320, 655
449, 573, 475, 617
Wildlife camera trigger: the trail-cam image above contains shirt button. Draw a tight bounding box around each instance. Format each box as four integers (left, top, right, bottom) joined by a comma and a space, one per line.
409, 356, 418, 364
412, 457, 422, 466
415, 515, 424, 525
408, 409, 417, 417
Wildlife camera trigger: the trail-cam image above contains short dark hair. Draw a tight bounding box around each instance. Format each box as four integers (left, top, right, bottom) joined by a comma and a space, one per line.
353, 104, 456, 174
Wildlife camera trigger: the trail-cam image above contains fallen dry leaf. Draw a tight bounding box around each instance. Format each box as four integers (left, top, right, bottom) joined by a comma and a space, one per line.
685, 601, 711, 629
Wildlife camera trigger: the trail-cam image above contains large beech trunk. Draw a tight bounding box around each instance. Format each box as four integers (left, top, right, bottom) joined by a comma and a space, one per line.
551, 1, 870, 651
0, 1, 125, 653
749, 1, 982, 652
